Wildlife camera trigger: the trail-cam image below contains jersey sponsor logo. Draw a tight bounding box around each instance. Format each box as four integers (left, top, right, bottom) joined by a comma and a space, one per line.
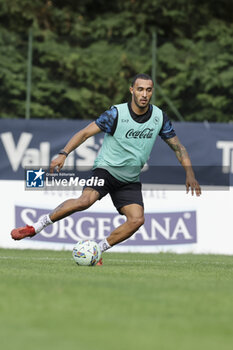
125, 128, 154, 139
121, 119, 129, 123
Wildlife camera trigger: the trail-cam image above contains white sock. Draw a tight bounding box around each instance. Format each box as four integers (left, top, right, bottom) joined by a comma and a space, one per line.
33, 214, 53, 233
98, 238, 111, 253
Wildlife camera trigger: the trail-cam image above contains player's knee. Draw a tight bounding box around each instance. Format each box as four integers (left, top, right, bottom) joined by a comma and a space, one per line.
75, 196, 92, 211
75, 190, 99, 211
128, 216, 145, 230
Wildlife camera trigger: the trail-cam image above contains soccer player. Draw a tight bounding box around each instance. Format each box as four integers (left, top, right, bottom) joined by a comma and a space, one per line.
11, 73, 201, 261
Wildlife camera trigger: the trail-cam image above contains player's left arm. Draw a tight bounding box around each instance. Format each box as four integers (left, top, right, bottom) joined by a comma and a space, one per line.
164, 136, 201, 196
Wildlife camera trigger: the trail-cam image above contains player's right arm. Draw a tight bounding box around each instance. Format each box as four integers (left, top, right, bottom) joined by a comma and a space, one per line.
50, 122, 101, 172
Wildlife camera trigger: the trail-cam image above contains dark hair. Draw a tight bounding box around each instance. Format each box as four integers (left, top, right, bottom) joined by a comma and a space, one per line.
131, 73, 153, 87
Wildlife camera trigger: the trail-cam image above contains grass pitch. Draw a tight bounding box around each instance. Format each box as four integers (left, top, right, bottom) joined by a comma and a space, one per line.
0, 249, 233, 350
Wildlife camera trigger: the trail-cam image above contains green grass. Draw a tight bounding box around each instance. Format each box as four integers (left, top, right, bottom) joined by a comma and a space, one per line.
0, 249, 233, 350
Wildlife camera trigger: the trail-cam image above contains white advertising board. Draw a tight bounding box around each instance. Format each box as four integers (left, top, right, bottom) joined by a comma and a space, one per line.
0, 180, 232, 255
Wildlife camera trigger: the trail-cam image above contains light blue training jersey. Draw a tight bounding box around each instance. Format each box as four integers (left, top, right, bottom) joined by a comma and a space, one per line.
93, 103, 163, 182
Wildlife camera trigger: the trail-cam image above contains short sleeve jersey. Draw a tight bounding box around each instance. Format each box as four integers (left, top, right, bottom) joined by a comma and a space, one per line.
95, 103, 176, 140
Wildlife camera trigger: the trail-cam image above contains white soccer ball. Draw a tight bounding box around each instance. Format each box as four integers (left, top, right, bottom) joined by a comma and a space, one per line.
72, 240, 101, 266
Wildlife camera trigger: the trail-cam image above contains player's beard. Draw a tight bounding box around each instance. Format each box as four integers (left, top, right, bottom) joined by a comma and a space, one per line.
133, 94, 151, 110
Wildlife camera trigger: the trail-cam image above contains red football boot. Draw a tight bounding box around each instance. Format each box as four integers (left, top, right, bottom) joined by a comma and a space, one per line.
96, 258, 103, 266
11, 225, 36, 240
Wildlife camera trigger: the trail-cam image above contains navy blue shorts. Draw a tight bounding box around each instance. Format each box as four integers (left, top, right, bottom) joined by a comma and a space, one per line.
84, 168, 144, 214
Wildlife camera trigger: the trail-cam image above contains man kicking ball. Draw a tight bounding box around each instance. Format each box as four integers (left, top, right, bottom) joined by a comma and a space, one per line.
11, 74, 201, 262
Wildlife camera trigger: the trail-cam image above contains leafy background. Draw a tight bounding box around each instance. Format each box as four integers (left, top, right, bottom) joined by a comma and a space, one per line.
0, 0, 233, 121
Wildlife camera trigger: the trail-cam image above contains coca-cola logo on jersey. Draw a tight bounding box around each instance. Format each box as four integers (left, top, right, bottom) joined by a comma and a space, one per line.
125, 128, 154, 139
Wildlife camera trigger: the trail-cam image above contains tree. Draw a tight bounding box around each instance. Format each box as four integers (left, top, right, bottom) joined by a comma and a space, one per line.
0, 0, 232, 121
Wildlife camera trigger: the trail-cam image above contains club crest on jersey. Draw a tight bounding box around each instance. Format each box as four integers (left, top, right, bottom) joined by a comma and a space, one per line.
154, 117, 159, 124
125, 128, 154, 139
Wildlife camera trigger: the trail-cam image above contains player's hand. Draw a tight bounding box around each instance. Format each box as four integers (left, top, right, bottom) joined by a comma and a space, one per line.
186, 175, 202, 196
49, 155, 66, 173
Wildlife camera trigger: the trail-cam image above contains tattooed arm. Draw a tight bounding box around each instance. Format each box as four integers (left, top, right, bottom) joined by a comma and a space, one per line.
165, 136, 201, 196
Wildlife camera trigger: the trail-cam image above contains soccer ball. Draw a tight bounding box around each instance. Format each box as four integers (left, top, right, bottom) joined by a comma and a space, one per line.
72, 240, 101, 266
